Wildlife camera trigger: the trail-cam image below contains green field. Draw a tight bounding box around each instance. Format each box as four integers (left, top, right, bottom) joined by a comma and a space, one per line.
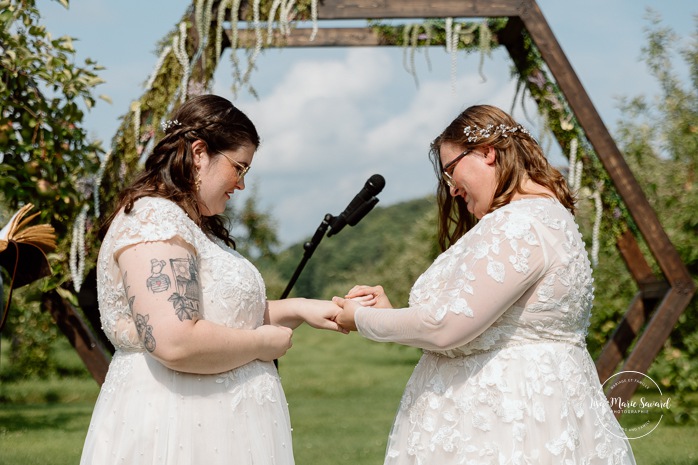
1, 327, 696, 464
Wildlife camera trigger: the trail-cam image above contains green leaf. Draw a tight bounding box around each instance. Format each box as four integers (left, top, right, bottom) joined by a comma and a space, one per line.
58, 35, 74, 52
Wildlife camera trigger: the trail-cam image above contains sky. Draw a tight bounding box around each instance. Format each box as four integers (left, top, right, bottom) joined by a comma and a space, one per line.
41, 0, 696, 248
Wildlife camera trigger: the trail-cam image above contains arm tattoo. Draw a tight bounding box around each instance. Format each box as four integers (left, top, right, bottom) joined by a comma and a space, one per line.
168, 254, 201, 321
146, 258, 171, 293
123, 272, 156, 352
123, 272, 136, 314
135, 314, 156, 352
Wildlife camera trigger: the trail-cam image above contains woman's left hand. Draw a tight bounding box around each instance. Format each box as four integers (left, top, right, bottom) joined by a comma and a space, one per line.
331, 296, 361, 332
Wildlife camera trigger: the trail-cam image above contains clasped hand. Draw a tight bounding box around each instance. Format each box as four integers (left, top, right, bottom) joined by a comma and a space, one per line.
333, 285, 393, 332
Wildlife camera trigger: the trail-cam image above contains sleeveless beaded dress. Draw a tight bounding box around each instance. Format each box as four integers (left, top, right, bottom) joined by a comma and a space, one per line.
355, 198, 636, 465
80, 197, 294, 465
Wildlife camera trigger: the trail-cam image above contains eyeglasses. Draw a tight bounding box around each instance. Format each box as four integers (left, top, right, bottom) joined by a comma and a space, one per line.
218, 152, 250, 181
441, 149, 473, 188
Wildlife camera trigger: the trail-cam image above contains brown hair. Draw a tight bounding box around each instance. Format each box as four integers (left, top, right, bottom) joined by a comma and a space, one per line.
101, 94, 260, 247
429, 104, 575, 251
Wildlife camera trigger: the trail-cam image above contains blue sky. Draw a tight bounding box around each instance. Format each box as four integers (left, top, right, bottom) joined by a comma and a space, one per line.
42, 0, 696, 247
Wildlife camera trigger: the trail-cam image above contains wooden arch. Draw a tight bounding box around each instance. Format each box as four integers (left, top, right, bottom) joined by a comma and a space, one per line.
50, 0, 694, 412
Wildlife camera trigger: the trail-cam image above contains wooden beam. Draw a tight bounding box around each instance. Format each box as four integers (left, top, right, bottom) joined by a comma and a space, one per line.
595, 294, 651, 383
616, 229, 656, 283
595, 233, 661, 382
233, 27, 391, 47
43, 290, 110, 385
606, 287, 694, 403
239, 0, 526, 21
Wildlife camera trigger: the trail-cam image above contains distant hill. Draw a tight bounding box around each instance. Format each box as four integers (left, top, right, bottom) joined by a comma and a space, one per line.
254, 196, 440, 306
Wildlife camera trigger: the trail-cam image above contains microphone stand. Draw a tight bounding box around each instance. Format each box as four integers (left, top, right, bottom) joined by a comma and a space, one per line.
274, 213, 334, 370
278, 196, 380, 298
279, 213, 334, 300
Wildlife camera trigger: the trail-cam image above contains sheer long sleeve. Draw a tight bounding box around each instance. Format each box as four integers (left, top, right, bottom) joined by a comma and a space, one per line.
355, 208, 554, 351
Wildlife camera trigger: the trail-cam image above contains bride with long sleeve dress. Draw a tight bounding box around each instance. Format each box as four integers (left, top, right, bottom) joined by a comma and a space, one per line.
334, 103, 636, 465
345, 198, 635, 464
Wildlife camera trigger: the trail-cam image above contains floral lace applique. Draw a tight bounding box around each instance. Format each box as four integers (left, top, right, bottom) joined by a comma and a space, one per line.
216, 361, 280, 411
370, 199, 633, 464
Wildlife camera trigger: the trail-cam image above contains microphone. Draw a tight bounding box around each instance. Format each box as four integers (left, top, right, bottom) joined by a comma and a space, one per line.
328, 174, 385, 237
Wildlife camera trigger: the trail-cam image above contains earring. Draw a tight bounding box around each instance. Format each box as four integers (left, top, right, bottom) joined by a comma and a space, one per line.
195, 172, 202, 192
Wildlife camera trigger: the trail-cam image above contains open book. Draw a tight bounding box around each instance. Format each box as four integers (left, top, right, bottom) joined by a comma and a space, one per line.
0, 203, 56, 289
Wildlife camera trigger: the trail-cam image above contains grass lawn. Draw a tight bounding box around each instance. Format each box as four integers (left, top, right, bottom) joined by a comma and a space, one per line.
1, 327, 697, 464
0, 401, 95, 465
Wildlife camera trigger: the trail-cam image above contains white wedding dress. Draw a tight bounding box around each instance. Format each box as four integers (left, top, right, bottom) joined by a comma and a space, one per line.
355, 198, 636, 465
80, 197, 294, 465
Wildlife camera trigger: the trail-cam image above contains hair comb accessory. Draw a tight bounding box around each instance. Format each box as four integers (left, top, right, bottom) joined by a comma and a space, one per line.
161, 119, 182, 132
463, 124, 530, 143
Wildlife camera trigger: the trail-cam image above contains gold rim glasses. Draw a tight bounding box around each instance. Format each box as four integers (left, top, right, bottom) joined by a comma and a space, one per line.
218, 152, 251, 181
441, 149, 473, 188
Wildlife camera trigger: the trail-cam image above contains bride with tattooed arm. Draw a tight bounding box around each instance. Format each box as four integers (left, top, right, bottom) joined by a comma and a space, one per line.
80, 94, 345, 465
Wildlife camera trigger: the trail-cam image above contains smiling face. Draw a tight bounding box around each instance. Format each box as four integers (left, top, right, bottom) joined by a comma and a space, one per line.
192, 140, 255, 216
439, 141, 497, 219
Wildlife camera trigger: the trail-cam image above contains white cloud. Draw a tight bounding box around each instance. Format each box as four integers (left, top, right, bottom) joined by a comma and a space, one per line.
227, 49, 395, 171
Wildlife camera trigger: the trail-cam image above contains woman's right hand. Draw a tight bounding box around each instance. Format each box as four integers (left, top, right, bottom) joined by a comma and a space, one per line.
254, 325, 293, 361
345, 285, 393, 309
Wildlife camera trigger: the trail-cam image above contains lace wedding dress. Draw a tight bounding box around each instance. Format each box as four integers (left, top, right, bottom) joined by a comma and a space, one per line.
355, 198, 636, 465
80, 197, 294, 465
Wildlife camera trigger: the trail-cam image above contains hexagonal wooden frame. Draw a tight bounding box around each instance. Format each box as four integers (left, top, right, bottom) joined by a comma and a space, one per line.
48, 0, 695, 411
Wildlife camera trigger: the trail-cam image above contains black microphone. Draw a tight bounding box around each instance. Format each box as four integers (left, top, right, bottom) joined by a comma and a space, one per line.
327, 174, 385, 237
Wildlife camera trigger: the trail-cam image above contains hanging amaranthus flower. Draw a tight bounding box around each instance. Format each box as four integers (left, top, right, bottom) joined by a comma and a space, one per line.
216, 0, 232, 60
591, 189, 603, 267
267, 0, 283, 45
173, 21, 190, 103
450, 23, 461, 93
567, 137, 579, 189
310, 0, 318, 41
93, 150, 112, 218
131, 100, 141, 154
70, 204, 89, 292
